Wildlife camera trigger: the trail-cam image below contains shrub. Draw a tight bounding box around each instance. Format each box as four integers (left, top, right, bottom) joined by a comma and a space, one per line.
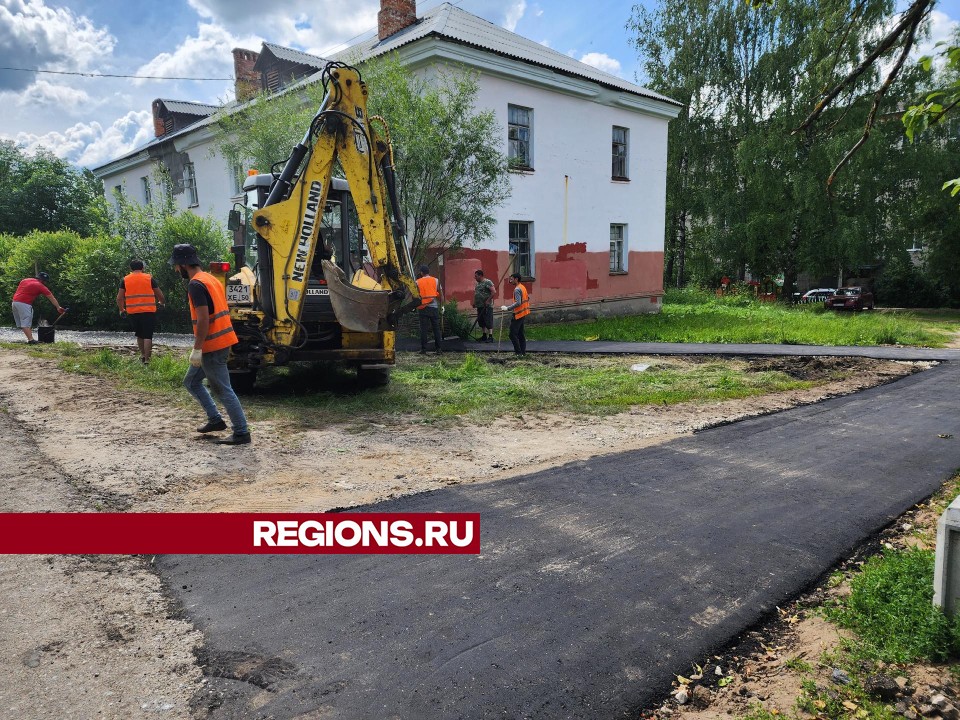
875, 258, 947, 308
0, 230, 80, 323
60, 233, 130, 328
441, 300, 474, 339
828, 549, 960, 663
0, 206, 229, 330
145, 213, 231, 322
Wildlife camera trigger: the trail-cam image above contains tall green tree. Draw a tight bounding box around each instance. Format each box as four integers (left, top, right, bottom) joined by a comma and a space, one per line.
0, 142, 108, 237
630, 0, 957, 299
213, 55, 510, 263
629, 0, 721, 287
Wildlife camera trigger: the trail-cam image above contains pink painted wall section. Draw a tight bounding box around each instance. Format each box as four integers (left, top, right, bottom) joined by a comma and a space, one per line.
443, 248, 664, 310
445, 249, 502, 305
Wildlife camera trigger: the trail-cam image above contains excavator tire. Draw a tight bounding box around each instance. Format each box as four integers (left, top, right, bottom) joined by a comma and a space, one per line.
229, 370, 258, 394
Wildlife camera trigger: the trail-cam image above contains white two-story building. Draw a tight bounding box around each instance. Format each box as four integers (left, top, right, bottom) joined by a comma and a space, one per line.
92, 0, 681, 319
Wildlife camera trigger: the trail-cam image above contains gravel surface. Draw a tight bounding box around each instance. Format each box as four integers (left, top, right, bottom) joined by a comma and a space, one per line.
0, 327, 193, 348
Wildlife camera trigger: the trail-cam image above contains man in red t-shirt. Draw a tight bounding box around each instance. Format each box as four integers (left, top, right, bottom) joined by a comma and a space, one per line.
11, 272, 65, 343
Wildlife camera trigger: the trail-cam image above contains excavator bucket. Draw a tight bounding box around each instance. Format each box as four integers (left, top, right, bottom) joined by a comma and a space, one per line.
321, 260, 392, 333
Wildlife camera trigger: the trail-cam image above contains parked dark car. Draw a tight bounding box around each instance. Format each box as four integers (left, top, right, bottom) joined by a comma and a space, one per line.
825, 286, 874, 311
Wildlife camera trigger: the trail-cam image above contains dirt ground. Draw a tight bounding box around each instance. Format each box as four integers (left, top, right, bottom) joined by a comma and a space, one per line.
0, 347, 931, 719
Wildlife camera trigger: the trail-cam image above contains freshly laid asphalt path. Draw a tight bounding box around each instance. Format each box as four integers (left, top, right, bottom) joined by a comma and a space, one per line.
5, 326, 958, 361
157, 353, 960, 719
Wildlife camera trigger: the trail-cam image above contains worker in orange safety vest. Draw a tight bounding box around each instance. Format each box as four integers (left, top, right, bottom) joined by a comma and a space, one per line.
116, 259, 165, 364
415, 264, 445, 354
500, 272, 530, 356
169, 243, 250, 446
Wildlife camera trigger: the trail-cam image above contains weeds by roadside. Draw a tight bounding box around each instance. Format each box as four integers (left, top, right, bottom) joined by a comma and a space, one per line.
6, 343, 823, 425
527, 288, 960, 347
826, 550, 960, 664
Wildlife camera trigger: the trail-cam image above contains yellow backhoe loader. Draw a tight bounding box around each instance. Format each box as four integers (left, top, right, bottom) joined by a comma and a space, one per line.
217, 61, 420, 390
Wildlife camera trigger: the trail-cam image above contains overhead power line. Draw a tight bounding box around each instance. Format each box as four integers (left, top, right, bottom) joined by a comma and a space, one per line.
0, 67, 232, 81
1, 0, 474, 84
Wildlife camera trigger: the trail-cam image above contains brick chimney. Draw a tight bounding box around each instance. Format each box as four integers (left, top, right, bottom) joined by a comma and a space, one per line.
232, 48, 260, 102
378, 0, 417, 40
151, 99, 166, 138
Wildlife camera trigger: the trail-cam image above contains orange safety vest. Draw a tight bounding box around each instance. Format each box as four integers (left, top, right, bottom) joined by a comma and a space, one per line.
416, 275, 440, 310
123, 272, 157, 314
513, 283, 530, 320
188, 271, 238, 352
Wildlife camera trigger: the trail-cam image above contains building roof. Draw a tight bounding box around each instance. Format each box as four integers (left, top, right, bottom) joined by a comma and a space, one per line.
93, 4, 678, 174
155, 99, 220, 116
336, 3, 680, 107
258, 41, 328, 70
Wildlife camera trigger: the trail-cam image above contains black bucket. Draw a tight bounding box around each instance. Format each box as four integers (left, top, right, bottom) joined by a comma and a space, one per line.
37, 326, 55, 343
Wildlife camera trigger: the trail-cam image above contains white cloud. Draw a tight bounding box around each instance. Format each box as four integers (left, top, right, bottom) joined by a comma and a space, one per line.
185, 0, 377, 56
134, 22, 259, 89
15, 79, 94, 110
875, 8, 959, 79
579, 52, 622, 77
915, 10, 959, 62
503, 0, 526, 32
0, 0, 115, 90
10, 110, 154, 167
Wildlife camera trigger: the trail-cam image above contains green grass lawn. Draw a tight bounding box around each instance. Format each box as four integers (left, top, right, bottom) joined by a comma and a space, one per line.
525, 288, 960, 347
15, 343, 817, 425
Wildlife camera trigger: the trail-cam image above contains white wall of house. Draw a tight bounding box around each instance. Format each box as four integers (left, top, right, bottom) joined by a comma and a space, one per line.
475, 72, 670, 257
177, 131, 240, 222
96, 131, 238, 225
95, 34, 677, 317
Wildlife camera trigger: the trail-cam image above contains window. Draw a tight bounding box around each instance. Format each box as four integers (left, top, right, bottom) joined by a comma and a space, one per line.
140, 176, 151, 204
183, 163, 198, 207
509, 221, 533, 278
612, 126, 629, 180
229, 163, 244, 196
508, 105, 533, 169
610, 224, 627, 273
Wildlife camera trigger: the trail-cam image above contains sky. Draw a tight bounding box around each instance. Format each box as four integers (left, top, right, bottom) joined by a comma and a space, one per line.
1, 0, 958, 171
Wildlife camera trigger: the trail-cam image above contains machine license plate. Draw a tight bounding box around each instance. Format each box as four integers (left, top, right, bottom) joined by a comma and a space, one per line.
227, 284, 251, 304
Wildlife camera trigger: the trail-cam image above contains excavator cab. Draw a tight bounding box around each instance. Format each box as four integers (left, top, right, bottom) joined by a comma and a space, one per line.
229, 172, 384, 347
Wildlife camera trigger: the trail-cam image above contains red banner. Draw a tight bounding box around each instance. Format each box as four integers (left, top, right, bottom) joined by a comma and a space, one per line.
0, 513, 480, 554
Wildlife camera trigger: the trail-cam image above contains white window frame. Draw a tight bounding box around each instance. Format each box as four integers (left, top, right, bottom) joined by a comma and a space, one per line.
509, 220, 534, 279
612, 126, 629, 180
229, 162, 244, 197
140, 176, 151, 204
610, 224, 628, 273
184, 162, 198, 207
508, 104, 533, 170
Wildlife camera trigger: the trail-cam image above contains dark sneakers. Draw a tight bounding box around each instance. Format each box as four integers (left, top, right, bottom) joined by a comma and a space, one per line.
197, 419, 228, 433
217, 432, 251, 446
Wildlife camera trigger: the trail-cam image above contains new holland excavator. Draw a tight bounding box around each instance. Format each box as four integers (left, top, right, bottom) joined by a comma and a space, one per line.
216, 61, 420, 390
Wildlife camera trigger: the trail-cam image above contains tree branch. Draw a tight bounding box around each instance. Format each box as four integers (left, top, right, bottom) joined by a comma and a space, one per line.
793, 0, 933, 135
826, 9, 921, 189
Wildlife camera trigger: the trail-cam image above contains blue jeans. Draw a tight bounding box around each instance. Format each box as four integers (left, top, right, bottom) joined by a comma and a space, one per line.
183, 347, 248, 434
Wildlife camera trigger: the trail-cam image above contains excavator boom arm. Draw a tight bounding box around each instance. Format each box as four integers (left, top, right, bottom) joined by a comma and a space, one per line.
251, 63, 418, 347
